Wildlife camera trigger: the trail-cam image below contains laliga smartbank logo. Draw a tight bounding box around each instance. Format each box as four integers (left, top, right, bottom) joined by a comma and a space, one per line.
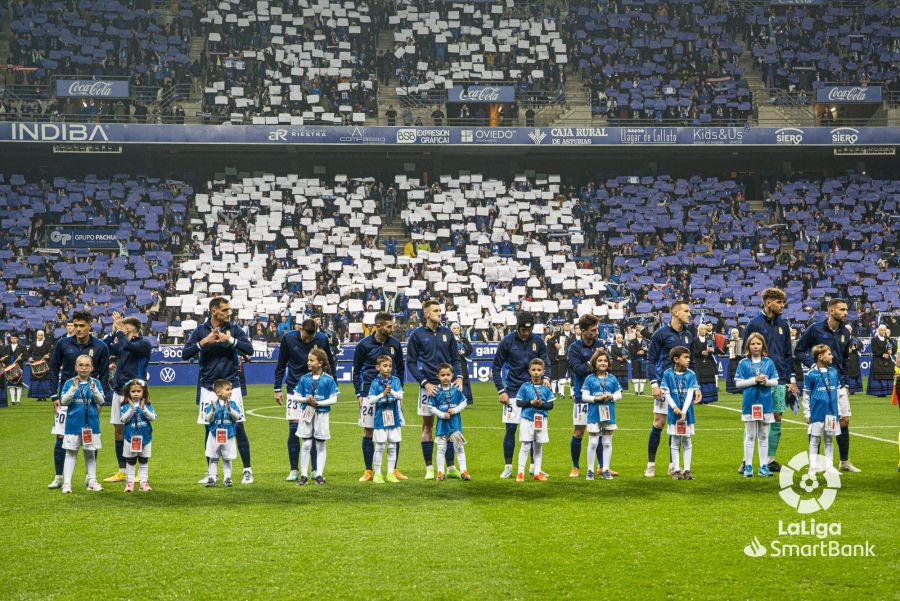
743, 452, 875, 559
779, 451, 840, 514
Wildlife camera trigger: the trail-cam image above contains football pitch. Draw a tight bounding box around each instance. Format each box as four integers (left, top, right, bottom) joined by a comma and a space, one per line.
1, 381, 898, 600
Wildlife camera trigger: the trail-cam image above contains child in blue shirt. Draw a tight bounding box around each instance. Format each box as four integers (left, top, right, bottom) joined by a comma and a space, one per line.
429, 363, 470, 481
735, 333, 779, 478
582, 349, 622, 481
204, 379, 243, 487
515, 359, 556, 482
119, 379, 157, 492
803, 344, 841, 476
294, 349, 339, 485
367, 354, 405, 484
59, 354, 105, 493
661, 347, 699, 480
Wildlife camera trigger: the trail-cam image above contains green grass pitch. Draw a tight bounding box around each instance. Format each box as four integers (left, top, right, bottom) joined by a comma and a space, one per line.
1, 381, 898, 600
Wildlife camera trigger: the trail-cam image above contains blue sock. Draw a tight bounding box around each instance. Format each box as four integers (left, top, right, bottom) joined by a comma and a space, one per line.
54, 437, 65, 476
446, 443, 455, 467
310, 442, 318, 472
837, 427, 850, 462
235, 423, 251, 469
362, 436, 374, 471
115, 438, 125, 469
596, 437, 604, 468
422, 440, 434, 467
648, 426, 662, 463
570, 435, 582, 468
288, 424, 300, 471
503, 423, 517, 464
395, 442, 400, 470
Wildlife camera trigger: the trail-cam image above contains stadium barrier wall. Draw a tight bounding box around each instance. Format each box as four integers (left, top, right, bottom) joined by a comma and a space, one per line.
2, 123, 898, 147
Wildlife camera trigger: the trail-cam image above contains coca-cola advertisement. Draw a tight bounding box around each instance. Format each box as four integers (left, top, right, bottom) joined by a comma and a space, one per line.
816, 86, 882, 104
449, 85, 516, 104
56, 79, 130, 99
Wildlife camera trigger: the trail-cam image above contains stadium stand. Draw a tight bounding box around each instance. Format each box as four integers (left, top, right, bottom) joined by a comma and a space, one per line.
0, 173, 188, 339
389, 0, 567, 106
199, 0, 380, 124
2, 166, 896, 346
564, 0, 752, 125
4, 0, 195, 121
745, 3, 900, 97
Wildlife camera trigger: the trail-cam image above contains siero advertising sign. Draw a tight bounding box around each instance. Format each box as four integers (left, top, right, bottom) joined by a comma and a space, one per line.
448, 85, 515, 104
46, 226, 126, 249
816, 86, 882, 104
56, 79, 130, 99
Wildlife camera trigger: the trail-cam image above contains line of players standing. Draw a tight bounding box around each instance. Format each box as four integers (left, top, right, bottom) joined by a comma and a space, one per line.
31, 287, 892, 490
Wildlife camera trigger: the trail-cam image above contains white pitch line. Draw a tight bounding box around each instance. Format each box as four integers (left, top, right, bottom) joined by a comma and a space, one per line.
702, 403, 897, 445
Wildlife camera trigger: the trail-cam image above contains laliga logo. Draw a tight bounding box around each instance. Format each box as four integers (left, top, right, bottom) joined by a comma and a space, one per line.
49, 230, 73, 245
159, 367, 176, 383
775, 128, 804, 145
830, 127, 859, 145
778, 451, 841, 514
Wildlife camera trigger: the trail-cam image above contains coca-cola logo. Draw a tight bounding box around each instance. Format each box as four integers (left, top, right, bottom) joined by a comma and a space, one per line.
67, 81, 116, 96
457, 87, 502, 102
826, 87, 873, 102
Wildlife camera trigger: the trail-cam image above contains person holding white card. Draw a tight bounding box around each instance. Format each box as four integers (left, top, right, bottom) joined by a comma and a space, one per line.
58, 355, 106, 494
735, 333, 779, 478
582, 349, 622, 481
367, 354, 405, 484
294, 349, 339, 486
119, 379, 157, 492
515, 359, 555, 482
203, 380, 243, 488
661, 347, 700, 481
802, 345, 842, 477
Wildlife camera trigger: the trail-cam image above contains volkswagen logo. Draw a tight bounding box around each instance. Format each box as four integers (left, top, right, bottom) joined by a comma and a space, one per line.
159, 367, 176, 383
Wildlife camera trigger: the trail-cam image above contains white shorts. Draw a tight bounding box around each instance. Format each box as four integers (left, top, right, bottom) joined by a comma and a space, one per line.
373, 427, 402, 444
63, 432, 102, 451
838, 389, 851, 418
572, 401, 588, 426
808, 420, 842, 437
109, 392, 124, 425
653, 397, 668, 415
197, 387, 245, 424
742, 413, 775, 424
502, 400, 522, 424
285, 393, 303, 422
298, 412, 331, 440
417, 387, 432, 417
587, 422, 617, 433
358, 398, 375, 428
519, 417, 550, 444
206, 434, 237, 460
123, 440, 152, 458
667, 424, 695, 437
52, 406, 68, 436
